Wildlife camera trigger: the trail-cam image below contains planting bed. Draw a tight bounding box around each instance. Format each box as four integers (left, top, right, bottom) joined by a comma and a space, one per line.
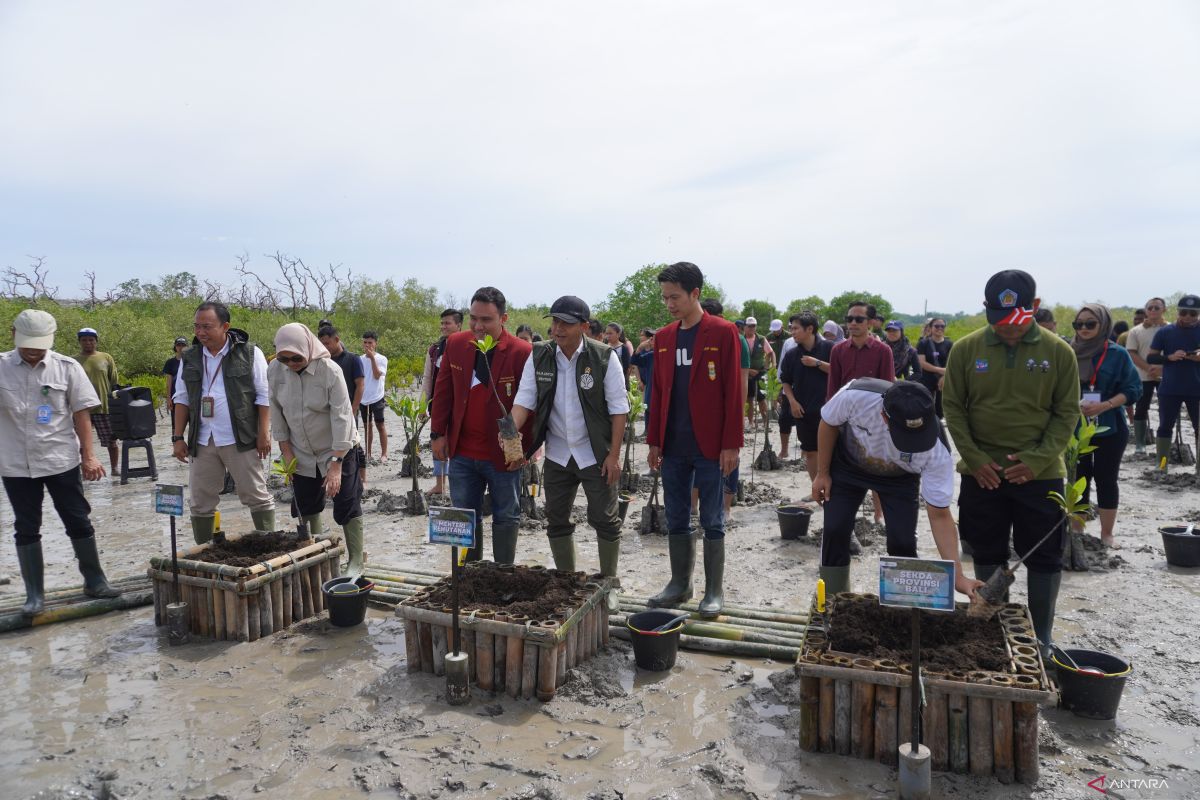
148, 531, 344, 642
795, 591, 1056, 784
395, 562, 612, 702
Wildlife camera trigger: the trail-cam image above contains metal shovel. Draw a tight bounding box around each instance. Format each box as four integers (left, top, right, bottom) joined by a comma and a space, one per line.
968, 518, 1065, 620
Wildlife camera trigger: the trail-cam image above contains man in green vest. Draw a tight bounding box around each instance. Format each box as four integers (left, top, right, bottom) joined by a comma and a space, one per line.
509, 296, 630, 578
744, 317, 777, 431
171, 302, 276, 543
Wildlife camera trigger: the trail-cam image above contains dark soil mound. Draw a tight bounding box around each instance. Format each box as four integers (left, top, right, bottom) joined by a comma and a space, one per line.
192, 532, 304, 567
828, 596, 1008, 673
422, 565, 592, 620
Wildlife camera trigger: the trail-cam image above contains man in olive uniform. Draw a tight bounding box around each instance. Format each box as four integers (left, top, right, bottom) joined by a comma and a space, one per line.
510, 296, 629, 578
74, 327, 121, 474
943, 270, 1079, 656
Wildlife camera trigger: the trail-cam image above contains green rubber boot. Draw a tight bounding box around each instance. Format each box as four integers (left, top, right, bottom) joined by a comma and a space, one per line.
301, 514, 323, 538
342, 516, 364, 576
492, 523, 519, 565
1027, 570, 1062, 660
251, 508, 277, 533
1155, 437, 1172, 468
191, 514, 216, 545
973, 563, 1009, 603
1133, 419, 1148, 454
647, 534, 695, 607
818, 565, 850, 596
547, 534, 576, 572
72, 536, 121, 598
597, 537, 620, 581
16, 542, 45, 616
698, 538, 725, 617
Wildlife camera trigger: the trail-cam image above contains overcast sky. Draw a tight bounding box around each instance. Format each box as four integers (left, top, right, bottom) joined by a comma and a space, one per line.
2, 2, 1197, 315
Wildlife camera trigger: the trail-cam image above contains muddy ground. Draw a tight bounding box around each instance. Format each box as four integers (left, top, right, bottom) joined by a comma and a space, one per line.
1, 411, 1198, 799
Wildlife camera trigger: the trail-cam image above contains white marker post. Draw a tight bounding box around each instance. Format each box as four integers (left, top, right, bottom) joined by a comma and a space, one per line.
154, 484, 188, 645
429, 506, 477, 705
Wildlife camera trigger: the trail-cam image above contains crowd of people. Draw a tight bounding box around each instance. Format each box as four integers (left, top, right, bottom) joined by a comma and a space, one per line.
4, 270, 1198, 662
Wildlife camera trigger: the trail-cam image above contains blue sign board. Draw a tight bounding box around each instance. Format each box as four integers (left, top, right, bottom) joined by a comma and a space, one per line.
878, 557, 955, 612
154, 484, 185, 517
428, 507, 477, 548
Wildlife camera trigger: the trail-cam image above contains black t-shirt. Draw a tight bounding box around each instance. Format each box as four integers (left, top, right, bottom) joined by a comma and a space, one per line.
779, 338, 834, 413
917, 338, 952, 390
664, 324, 700, 458
330, 348, 365, 401
162, 357, 179, 378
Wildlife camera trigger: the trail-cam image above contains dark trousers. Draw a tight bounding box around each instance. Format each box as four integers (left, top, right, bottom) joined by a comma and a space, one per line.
543, 458, 620, 543
292, 448, 363, 525
3, 467, 95, 546
1157, 394, 1199, 439
1077, 433, 1125, 510
958, 476, 1064, 573
661, 454, 725, 540
819, 458, 919, 567
1133, 380, 1158, 421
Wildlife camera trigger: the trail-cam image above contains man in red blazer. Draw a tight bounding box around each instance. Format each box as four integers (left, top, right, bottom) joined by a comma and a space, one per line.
431, 287, 532, 563
646, 262, 744, 616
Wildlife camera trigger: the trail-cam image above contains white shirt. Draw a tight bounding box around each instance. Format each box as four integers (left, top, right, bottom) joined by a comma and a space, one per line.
514, 346, 630, 469
820, 384, 955, 508
1124, 323, 1165, 382
0, 350, 100, 478
360, 352, 388, 404
777, 337, 797, 380
173, 339, 270, 448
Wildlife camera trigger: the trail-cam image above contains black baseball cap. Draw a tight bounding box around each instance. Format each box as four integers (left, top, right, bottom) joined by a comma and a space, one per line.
1177, 294, 1200, 310
173, 336, 188, 346
882, 382, 940, 453
983, 269, 1037, 324
545, 296, 591, 324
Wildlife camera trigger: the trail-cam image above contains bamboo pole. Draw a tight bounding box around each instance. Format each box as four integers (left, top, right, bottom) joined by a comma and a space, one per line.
521, 639, 538, 701
610, 614, 805, 648
506, 631, 524, 699
151, 579, 163, 626
616, 600, 809, 634
418, 622, 434, 674
493, 627, 506, 693
555, 640, 567, 688
247, 594, 261, 642
874, 662, 898, 766
282, 576, 293, 628
834, 672, 852, 756
948, 692, 969, 774
260, 584, 273, 637
791, 662, 1053, 704
993, 697, 1015, 784
271, 580, 284, 632
154, 537, 336, 578
800, 676, 820, 753
1013, 701, 1039, 784
292, 571, 303, 622
404, 619, 421, 672
928, 686, 949, 772
476, 630, 494, 690
0, 590, 155, 633
224, 588, 238, 640
299, 568, 314, 621
609, 626, 800, 661
237, 595, 250, 642
600, 600, 609, 648
537, 644, 557, 701
2, 575, 149, 613
968, 674, 994, 776
851, 660, 876, 759
567, 625, 578, 669
212, 584, 225, 640
615, 594, 810, 623
818, 677, 835, 753
431, 625, 447, 676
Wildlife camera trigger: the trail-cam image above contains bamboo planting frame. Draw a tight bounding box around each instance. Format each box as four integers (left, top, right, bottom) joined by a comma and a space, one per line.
148, 533, 344, 643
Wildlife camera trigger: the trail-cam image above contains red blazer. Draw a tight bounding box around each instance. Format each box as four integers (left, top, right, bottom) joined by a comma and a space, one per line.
647, 312, 744, 459
431, 329, 533, 469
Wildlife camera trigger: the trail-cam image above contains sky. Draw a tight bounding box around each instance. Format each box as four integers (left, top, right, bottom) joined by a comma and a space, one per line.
2, 2, 1198, 315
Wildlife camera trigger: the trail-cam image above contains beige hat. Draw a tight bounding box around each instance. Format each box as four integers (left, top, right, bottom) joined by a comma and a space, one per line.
13, 309, 57, 349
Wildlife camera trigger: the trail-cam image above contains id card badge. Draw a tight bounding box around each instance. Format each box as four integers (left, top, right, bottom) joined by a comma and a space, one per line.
201, 396, 215, 418
1081, 392, 1101, 405
36, 405, 53, 424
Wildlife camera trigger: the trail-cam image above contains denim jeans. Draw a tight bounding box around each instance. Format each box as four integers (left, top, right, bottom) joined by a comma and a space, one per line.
449, 455, 521, 557
660, 454, 725, 540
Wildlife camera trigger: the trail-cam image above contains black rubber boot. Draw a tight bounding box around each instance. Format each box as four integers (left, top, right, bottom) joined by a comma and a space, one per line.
818, 565, 850, 596
72, 536, 122, 598
1027, 570, 1062, 660
973, 563, 1009, 603
492, 523, 519, 565
698, 538, 725, 617
16, 543, 45, 616
647, 534, 695, 607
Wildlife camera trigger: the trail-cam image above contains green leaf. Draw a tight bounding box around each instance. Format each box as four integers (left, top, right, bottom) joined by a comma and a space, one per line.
472, 334, 496, 354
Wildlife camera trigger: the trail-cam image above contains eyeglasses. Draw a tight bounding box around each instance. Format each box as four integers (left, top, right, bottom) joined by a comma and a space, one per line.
1145, 305, 1164, 311
845, 315, 868, 324
1181, 309, 1200, 317
932, 324, 946, 329
193, 323, 220, 331
276, 354, 306, 364
1071, 320, 1099, 331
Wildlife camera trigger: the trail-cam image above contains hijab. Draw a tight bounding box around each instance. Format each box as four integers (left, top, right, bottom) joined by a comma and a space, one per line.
822, 320, 845, 343
1070, 303, 1112, 384
274, 322, 330, 363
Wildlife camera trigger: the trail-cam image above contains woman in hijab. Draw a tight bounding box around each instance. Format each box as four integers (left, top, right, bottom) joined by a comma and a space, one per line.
269, 323, 364, 574
883, 320, 921, 380
821, 320, 845, 343
1069, 303, 1140, 549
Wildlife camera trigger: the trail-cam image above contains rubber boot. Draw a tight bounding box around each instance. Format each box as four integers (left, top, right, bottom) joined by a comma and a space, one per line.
191, 514, 216, 545
301, 514, 323, 539
1026, 570, 1062, 660
492, 523, 519, 565
251, 508, 276, 533
72, 537, 121, 598
1133, 419, 1148, 454
16, 542, 45, 616
1155, 437, 1171, 469
973, 563, 1009, 603
597, 538, 620, 581
341, 516, 364, 576
818, 564, 850, 596
547, 534, 576, 572
647, 534, 695, 607
698, 538, 725, 617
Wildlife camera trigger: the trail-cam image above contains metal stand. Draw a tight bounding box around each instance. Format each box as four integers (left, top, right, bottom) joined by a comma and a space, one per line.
899, 607, 929, 799
446, 548, 469, 704
166, 515, 189, 645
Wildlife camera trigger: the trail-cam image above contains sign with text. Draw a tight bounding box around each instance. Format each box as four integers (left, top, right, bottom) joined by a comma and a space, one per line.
428, 507, 477, 548
878, 557, 955, 612
154, 484, 185, 517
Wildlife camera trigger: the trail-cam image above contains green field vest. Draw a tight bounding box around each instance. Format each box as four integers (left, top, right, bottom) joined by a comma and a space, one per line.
180, 328, 260, 455
529, 338, 613, 464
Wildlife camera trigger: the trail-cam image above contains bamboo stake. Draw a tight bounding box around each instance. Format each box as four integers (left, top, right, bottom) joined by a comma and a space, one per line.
616, 601, 809, 634
567, 625, 578, 669
609, 626, 799, 660
404, 619, 421, 672
271, 580, 284, 632
299, 567, 314, 621
282, 576, 294, 628
493, 627, 506, 693
475, 630, 493, 690
1014, 701, 1039, 784
929, 686, 949, 772
874, 662, 899, 766
212, 584, 226, 640
260, 584, 274, 637
948, 692, 969, 774
600, 600, 609, 648
151, 579, 163, 626
818, 677, 835, 753
537, 644, 557, 701
968, 675, 993, 776
224, 588, 238, 640
505, 631, 523, 699
248, 594, 261, 642
555, 640, 567, 688
851, 659, 876, 759
610, 614, 805, 648
834, 673, 852, 756
1, 574, 148, 608
993, 697, 1015, 784
521, 639, 538, 701
418, 622, 434, 674
800, 676, 820, 753
431, 625, 447, 676
237, 595, 249, 642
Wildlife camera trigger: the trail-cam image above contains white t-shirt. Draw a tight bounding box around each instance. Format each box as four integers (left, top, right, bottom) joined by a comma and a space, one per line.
1124, 323, 1165, 382
360, 352, 388, 405
820, 384, 955, 508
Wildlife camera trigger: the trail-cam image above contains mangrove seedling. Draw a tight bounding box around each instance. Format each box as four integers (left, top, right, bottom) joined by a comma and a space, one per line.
753, 370, 784, 473
387, 392, 430, 515
621, 386, 645, 493
271, 457, 298, 485
473, 334, 524, 464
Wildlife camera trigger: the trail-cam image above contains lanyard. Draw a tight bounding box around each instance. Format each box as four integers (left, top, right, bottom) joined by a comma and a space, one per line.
1088, 340, 1110, 392
204, 350, 226, 395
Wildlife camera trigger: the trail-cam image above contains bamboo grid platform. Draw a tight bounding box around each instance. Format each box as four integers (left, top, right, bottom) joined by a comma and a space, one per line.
0, 575, 155, 634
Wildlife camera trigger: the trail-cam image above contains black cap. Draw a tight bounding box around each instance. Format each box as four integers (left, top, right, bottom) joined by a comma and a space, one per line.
983, 269, 1037, 324
882, 382, 940, 453
734, 319, 746, 328
173, 336, 188, 347
545, 296, 591, 324
1178, 294, 1200, 310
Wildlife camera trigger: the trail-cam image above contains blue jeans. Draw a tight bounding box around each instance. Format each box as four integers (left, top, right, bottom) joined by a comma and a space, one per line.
661, 454, 725, 540
449, 455, 521, 556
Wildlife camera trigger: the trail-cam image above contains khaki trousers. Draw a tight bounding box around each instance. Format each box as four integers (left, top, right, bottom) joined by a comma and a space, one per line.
543, 457, 620, 543
189, 444, 273, 516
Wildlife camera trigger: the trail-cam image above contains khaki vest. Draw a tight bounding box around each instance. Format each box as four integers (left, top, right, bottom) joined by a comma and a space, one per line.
529, 338, 613, 464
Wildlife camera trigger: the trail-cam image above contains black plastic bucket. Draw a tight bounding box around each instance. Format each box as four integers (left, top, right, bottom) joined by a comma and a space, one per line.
1160, 525, 1200, 568
1052, 648, 1132, 719
777, 505, 814, 539
627, 610, 685, 671
322, 576, 375, 627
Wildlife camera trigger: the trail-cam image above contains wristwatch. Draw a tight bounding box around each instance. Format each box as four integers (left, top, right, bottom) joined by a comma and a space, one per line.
171, 435, 185, 443
330, 456, 344, 463
430, 432, 443, 441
